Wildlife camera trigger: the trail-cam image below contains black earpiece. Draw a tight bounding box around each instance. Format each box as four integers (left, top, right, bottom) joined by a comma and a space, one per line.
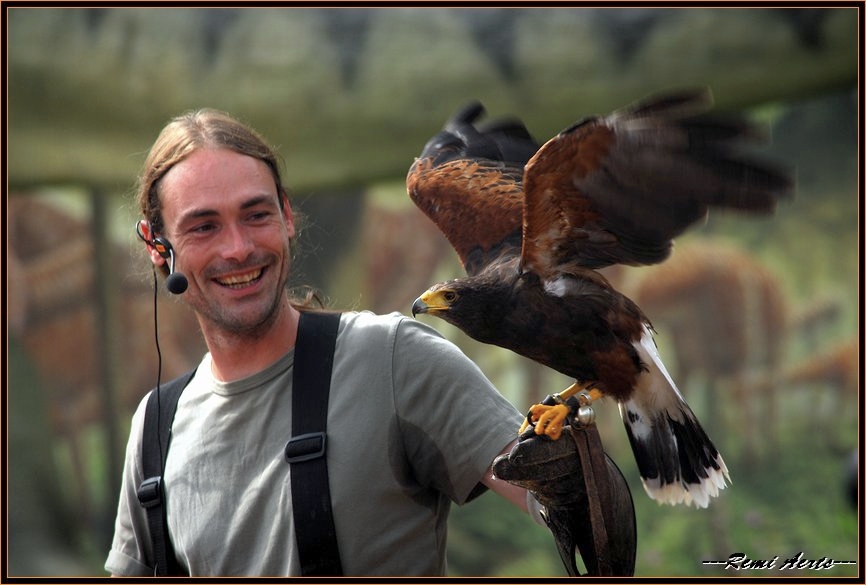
152, 237, 189, 294
135, 222, 188, 294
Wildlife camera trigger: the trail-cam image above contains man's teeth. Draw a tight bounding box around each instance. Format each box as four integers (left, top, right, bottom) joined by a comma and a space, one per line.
217, 269, 263, 287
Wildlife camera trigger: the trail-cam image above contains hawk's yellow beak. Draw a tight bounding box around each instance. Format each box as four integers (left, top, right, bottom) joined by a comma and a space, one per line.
411, 290, 451, 317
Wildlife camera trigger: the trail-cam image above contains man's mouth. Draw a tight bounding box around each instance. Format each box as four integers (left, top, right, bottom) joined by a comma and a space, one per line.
215, 268, 264, 289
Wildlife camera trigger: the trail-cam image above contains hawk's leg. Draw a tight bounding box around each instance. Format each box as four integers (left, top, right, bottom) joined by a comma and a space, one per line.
519, 382, 603, 440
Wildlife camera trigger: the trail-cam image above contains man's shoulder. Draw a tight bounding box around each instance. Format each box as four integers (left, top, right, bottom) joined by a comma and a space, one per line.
340, 310, 406, 326
340, 310, 440, 337
338, 310, 451, 357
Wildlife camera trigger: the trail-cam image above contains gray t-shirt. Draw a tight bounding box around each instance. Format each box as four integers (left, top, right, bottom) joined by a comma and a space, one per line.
105, 311, 523, 576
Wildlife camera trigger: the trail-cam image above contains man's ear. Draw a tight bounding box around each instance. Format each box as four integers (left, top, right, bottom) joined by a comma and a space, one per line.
137, 220, 167, 268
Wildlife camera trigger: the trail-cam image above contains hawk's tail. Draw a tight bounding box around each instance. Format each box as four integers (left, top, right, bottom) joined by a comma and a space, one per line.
619, 326, 730, 508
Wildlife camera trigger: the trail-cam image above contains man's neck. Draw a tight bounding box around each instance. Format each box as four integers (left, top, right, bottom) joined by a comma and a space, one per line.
203, 302, 301, 382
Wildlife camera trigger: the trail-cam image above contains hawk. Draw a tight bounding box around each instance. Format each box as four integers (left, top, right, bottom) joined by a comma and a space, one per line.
407, 89, 792, 508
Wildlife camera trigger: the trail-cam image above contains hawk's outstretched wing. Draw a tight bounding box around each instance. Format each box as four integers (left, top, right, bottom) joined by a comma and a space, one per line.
520, 88, 794, 277
406, 102, 539, 275
408, 90, 793, 280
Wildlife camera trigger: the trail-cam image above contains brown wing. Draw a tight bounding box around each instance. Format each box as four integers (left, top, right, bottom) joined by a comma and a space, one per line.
406, 101, 540, 275
407, 156, 524, 275
520, 88, 794, 278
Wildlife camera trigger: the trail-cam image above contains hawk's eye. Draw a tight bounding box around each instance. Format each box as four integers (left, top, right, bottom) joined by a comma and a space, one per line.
443, 291, 458, 303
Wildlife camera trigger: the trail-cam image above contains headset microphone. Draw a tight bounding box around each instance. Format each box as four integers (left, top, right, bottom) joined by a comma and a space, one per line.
152, 237, 189, 294
135, 222, 187, 483
166, 270, 189, 295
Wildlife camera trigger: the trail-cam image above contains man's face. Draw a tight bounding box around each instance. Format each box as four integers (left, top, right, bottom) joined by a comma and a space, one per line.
154, 147, 296, 338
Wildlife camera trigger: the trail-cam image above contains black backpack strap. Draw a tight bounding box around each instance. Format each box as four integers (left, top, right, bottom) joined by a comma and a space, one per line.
285, 311, 344, 576
137, 369, 195, 577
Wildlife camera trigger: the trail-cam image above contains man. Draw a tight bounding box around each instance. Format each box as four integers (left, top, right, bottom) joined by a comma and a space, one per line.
106, 109, 540, 576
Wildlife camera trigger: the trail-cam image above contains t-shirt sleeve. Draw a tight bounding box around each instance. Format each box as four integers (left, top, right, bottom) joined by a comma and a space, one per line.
104, 395, 157, 576
390, 317, 523, 505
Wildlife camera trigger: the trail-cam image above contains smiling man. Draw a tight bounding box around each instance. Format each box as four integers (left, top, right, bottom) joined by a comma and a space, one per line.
106, 109, 553, 577
139, 146, 298, 381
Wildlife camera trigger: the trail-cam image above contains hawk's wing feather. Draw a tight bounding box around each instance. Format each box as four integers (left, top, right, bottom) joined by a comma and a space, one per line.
407, 157, 525, 275
520, 89, 793, 277
407, 102, 540, 275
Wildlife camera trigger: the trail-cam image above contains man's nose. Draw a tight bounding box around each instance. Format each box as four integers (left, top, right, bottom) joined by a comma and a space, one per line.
220, 225, 255, 262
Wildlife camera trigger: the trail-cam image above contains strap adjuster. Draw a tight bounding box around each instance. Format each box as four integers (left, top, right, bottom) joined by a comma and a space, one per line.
137, 476, 163, 508
285, 432, 327, 463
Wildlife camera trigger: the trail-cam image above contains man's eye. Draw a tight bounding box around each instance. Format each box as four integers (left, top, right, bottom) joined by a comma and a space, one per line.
191, 223, 215, 234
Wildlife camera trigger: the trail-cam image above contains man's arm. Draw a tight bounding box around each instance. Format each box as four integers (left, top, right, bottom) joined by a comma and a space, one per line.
482, 438, 552, 530
481, 439, 528, 512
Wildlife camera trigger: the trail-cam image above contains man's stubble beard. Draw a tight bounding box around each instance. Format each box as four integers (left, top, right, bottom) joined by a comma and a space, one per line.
193, 254, 293, 343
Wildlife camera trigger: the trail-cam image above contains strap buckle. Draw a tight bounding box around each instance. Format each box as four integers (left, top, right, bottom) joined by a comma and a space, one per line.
285, 432, 327, 463
137, 476, 163, 509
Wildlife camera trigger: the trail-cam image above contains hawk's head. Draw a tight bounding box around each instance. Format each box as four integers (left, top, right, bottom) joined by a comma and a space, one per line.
411, 277, 512, 345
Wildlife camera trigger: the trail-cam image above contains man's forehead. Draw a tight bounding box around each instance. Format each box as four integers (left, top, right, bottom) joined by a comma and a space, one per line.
158, 149, 280, 229
161, 148, 271, 189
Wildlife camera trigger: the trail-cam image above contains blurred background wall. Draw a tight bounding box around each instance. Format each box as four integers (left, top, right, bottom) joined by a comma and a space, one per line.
5, 6, 860, 576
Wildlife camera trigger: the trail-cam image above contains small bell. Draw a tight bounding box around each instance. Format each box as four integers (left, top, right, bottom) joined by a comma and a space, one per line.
577, 404, 596, 426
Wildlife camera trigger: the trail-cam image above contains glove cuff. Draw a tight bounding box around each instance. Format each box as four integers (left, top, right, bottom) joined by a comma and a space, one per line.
526, 491, 549, 528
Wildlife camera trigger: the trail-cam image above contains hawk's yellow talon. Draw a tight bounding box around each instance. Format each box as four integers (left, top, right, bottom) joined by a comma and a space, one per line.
519, 382, 604, 439
527, 404, 570, 440
535, 404, 570, 439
